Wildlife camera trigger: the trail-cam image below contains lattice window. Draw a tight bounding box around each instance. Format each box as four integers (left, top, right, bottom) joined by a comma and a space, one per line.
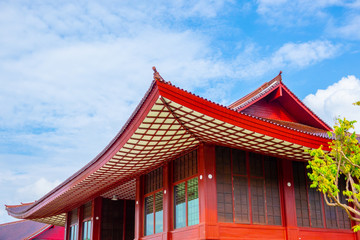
69, 209, 78, 240
293, 161, 351, 229
82, 201, 92, 240
173, 150, 197, 183
173, 150, 199, 229
144, 167, 163, 236
215, 146, 282, 225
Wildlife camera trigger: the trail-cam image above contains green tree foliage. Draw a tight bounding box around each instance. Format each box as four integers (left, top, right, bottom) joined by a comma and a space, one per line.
307, 103, 360, 231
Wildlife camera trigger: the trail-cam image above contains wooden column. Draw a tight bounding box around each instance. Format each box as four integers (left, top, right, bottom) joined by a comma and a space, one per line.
198, 143, 219, 239
162, 163, 172, 240
64, 211, 70, 240
77, 206, 83, 240
281, 159, 299, 240
135, 176, 144, 240
92, 197, 102, 240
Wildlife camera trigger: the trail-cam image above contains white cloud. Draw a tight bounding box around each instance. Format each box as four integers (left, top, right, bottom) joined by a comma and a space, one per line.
234, 40, 340, 78
328, 15, 360, 40
304, 75, 360, 131
17, 178, 62, 199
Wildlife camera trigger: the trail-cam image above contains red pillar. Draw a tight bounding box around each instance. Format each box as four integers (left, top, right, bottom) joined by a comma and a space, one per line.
77, 206, 83, 240
281, 159, 299, 240
92, 197, 102, 240
198, 143, 219, 239
135, 176, 144, 240
64, 212, 70, 240
162, 163, 172, 240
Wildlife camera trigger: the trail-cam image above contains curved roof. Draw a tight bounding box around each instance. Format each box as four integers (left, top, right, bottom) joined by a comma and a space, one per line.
0, 220, 64, 240
6, 70, 332, 226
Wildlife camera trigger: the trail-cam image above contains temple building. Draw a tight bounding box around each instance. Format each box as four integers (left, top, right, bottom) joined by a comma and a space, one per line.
5, 68, 358, 240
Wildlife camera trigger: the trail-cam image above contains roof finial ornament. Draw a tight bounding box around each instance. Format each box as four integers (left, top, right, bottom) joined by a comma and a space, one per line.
278, 70, 283, 82
152, 66, 165, 82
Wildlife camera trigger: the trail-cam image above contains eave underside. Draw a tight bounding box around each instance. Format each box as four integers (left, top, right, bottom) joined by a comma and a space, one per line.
7, 89, 328, 226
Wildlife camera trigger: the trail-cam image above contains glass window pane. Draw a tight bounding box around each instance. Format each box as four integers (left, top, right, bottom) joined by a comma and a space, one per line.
69, 227, 73, 240
145, 195, 154, 235
155, 192, 163, 233
82, 222, 87, 240
187, 178, 199, 226
174, 182, 186, 229
74, 225, 78, 240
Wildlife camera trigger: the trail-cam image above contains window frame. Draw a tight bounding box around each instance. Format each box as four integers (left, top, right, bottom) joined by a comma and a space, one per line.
215, 146, 283, 226
69, 223, 79, 240
173, 172, 199, 229
143, 167, 164, 236
292, 161, 351, 230
144, 188, 164, 235
81, 201, 92, 240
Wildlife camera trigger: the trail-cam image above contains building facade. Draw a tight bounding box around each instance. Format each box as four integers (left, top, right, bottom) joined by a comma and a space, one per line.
6, 69, 359, 240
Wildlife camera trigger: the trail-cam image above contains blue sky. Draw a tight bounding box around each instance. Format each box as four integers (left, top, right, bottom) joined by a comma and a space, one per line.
1, 0, 360, 224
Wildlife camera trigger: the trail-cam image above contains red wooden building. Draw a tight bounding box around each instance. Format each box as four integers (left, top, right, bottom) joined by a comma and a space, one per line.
0, 220, 64, 240
6, 69, 359, 240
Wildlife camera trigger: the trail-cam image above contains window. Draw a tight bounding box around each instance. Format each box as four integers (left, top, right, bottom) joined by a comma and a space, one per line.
82, 202, 92, 240
82, 221, 91, 240
144, 167, 163, 235
69, 225, 78, 240
293, 161, 351, 229
173, 150, 199, 229
216, 146, 282, 225
69, 209, 78, 240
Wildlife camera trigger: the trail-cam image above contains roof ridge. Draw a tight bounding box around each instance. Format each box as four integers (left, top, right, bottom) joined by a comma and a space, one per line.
157, 77, 332, 139
228, 72, 282, 110
0, 219, 28, 226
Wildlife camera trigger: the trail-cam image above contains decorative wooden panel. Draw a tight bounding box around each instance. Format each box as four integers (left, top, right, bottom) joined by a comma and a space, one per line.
293, 161, 351, 230
70, 209, 78, 225
264, 157, 282, 225
83, 202, 92, 220
233, 176, 249, 223
308, 186, 324, 228
293, 161, 310, 227
173, 150, 198, 183
216, 146, 282, 226
216, 146, 233, 223
145, 168, 163, 195
251, 178, 266, 224
249, 152, 263, 177
233, 149, 246, 175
